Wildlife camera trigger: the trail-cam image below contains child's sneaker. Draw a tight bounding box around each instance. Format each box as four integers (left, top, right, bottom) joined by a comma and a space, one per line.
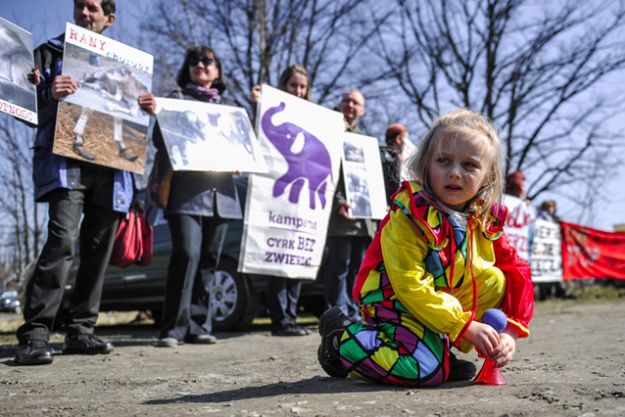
447, 351, 477, 381
317, 307, 352, 378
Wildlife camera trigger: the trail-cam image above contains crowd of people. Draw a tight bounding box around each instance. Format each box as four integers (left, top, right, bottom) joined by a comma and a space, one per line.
13, 0, 537, 389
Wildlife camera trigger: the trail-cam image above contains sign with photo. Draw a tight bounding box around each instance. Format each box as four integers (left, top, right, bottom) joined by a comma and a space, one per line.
342, 132, 387, 219
0, 17, 37, 124
530, 219, 563, 283
155, 97, 266, 173
239, 85, 344, 279
52, 23, 153, 174
502, 194, 536, 262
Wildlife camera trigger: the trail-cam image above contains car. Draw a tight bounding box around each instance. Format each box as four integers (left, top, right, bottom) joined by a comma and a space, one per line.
63, 176, 327, 331
0, 290, 21, 314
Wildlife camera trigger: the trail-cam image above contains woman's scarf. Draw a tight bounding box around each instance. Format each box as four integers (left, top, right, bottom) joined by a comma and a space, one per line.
184, 82, 221, 103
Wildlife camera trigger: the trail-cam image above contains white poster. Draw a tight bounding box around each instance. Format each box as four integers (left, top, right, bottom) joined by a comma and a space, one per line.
53, 23, 153, 174
530, 219, 563, 283
155, 97, 266, 173
342, 132, 387, 219
502, 194, 535, 261
239, 85, 344, 279
0, 17, 37, 124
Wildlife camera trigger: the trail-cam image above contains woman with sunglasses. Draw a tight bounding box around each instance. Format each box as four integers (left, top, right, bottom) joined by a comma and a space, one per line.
151, 46, 242, 347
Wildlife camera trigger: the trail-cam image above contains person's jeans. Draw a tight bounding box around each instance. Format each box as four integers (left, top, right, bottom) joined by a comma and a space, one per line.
324, 235, 370, 321
266, 278, 302, 328
17, 176, 119, 343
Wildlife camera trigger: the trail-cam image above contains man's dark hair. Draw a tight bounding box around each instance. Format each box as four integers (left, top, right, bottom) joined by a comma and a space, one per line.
74, 0, 116, 15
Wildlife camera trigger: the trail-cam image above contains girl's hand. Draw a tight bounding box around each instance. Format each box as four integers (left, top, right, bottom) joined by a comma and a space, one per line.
138, 93, 157, 115
489, 330, 517, 368
250, 85, 261, 103
338, 202, 355, 221
51, 75, 77, 100
464, 320, 500, 357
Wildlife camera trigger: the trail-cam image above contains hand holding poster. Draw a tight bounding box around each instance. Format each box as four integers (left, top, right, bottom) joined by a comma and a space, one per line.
154, 97, 266, 173
342, 132, 387, 219
239, 85, 344, 279
52, 23, 153, 174
0, 17, 37, 124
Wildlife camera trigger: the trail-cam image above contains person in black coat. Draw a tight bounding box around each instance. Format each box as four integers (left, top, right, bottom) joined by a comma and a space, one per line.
150, 46, 242, 347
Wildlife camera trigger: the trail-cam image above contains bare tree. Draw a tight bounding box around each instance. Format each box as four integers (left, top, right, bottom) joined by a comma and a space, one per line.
0, 116, 45, 280
142, 0, 392, 109
373, 0, 625, 203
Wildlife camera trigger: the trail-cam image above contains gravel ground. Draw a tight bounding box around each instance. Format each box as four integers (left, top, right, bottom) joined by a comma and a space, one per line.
0, 299, 624, 417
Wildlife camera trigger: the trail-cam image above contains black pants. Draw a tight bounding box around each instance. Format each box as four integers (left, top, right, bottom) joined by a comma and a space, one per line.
267, 277, 302, 329
160, 213, 228, 340
17, 171, 120, 343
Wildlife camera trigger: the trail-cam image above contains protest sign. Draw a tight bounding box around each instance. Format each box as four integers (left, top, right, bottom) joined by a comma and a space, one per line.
154, 97, 266, 173
52, 23, 153, 174
239, 85, 344, 279
502, 194, 535, 262
530, 219, 563, 283
0, 17, 37, 124
342, 132, 387, 219
562, 222, 625, 280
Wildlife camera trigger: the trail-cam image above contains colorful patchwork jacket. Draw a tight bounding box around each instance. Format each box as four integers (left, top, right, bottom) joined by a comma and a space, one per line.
352, 181, 534, 351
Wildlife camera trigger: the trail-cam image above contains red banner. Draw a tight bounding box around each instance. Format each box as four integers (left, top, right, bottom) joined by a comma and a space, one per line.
561, 222, 625, 280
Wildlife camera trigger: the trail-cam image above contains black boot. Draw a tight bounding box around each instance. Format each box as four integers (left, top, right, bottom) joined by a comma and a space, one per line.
317, 307, 351, 378
14, 340, 54, 365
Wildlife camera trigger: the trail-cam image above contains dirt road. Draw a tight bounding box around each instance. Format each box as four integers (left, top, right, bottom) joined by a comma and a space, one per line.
1, 299, 624, 417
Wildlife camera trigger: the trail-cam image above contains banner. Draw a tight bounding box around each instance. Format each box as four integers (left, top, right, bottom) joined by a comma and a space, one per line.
502, 194, 536, 261
530, 219, 563, 283
239, 85, 344, 279
0, 17, 37, 124
155, 97, 266, 173
53, 23, 153, 174
561, 222, 625, 280
342, 132, 387, 219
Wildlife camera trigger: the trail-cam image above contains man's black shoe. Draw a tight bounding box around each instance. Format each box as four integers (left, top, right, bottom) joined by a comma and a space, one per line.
317, 307, 351, 378
63, 334, 114, 355
272, 324, 309, 337
448, 351, 477, 382
14, 340, 54, 365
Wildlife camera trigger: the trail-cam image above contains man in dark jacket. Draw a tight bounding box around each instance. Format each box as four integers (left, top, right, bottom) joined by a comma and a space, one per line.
324, 89, 374, 321
15, 0, 154, 365
380, 123, 408, 207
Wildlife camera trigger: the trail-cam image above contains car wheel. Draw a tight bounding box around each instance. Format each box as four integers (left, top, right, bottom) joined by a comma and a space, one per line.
211, 256, 260, 331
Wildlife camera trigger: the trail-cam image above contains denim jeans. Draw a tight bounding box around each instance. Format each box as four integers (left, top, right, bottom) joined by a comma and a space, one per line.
324, 235, 370, 321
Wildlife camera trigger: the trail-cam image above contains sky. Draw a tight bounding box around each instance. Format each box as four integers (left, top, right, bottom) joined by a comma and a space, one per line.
1, 0, 624, 231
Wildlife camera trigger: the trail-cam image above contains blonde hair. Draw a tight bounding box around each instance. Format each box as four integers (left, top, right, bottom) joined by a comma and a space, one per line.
407, 109, 503, 221
277, 64, 311, 101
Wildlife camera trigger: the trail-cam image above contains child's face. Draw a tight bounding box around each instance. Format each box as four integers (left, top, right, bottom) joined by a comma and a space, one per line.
428, 133, 487, 211
286, 73, 308, 99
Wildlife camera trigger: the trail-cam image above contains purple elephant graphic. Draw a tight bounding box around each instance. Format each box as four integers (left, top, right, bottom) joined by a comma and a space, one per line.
261, 102, 333, 210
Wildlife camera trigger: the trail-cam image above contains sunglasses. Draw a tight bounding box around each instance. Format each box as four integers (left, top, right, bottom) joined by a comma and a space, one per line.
189, 56, 215, 67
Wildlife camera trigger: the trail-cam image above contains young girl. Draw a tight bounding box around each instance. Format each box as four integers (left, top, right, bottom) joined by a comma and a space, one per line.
318, 109, 534, 386
250, 64, 312, 336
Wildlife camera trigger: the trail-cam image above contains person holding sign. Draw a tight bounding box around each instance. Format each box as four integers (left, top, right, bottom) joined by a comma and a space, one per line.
15, 0, 156, 366
250, 65, 313, 337
318, 109, 534, 385
150, 46, 242, 348
323, 89, 374, 322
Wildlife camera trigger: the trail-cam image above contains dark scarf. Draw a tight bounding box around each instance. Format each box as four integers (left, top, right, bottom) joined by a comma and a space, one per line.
183, 82, 221, 103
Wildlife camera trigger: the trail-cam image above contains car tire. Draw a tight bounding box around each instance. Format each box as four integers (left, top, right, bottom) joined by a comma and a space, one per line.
211, 256, 260, 331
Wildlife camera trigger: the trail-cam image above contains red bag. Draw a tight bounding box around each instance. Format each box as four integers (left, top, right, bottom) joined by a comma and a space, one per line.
109, 204, 153, 268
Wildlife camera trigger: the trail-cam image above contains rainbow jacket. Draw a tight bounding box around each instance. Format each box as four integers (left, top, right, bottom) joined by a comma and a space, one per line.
352, 181, 534, 351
